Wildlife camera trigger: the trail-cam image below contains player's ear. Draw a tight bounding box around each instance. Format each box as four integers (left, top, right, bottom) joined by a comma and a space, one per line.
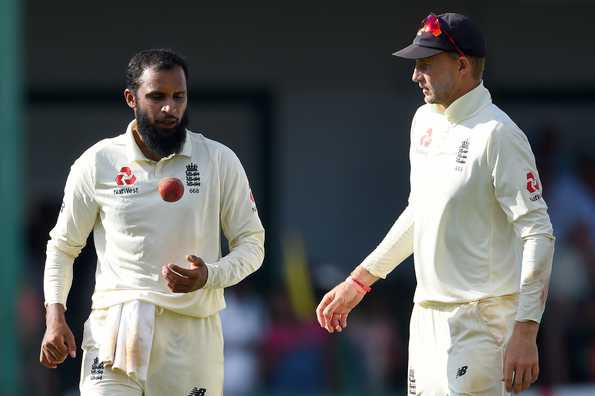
124, 89, 136, 109
458, 56, 471, 76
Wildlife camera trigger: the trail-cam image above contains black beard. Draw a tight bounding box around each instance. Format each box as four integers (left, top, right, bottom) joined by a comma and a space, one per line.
136, 108, 189, 158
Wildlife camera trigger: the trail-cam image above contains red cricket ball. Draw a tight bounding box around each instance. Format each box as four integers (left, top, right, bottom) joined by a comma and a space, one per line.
158, 177, 184, 203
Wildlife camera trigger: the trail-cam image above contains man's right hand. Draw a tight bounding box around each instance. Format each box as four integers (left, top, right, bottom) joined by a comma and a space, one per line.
316, 266, 378, 333
316, 280, 366, 333
39, 303, 77, 369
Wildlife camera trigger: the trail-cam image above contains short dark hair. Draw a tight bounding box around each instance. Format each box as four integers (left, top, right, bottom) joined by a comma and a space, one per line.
125, 49, 189, 92
469, 56, 486, 80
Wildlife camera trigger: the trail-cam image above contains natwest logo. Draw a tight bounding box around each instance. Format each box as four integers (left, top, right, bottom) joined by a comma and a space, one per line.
526, 171, 542, 201
526, 171, 540, 193
114, 166, 139, 196
420, 128, 432, 147
116, 166, 137, 186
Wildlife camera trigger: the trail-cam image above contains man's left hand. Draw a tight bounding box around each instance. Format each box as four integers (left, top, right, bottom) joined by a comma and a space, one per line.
162, 255, 208, 293
503, 321, 540, 394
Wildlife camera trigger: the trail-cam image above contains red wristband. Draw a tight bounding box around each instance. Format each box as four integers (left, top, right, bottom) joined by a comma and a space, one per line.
346, 275, 371, 294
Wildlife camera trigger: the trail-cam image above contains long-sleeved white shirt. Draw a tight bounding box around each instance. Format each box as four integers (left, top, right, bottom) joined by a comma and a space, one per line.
44, 120, 265, 318
362, 82, 554, 322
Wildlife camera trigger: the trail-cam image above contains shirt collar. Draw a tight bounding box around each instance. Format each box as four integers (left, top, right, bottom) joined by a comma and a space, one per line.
125, 119, 193, 163
430, 81, 492, 123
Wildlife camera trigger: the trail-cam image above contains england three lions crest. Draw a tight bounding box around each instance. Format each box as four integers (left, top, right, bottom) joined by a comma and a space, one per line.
186, 162, 201, 194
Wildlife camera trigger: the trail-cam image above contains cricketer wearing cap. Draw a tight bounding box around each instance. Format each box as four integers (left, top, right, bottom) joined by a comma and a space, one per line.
316, 13, 554, 396
39, 49, 265, 396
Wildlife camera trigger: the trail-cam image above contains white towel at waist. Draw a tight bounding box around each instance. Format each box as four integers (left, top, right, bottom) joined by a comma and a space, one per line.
97, 300, 156, 383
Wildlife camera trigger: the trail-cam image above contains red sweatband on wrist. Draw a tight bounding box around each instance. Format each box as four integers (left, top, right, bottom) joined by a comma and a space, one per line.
346, 275, 371, 294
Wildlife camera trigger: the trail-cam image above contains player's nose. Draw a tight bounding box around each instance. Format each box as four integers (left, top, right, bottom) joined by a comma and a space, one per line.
412, 67, 421, 83
160, 102, 176, 114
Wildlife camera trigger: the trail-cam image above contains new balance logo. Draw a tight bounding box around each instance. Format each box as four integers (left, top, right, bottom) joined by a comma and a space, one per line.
90, 357, 104, 381
456, 365, 468, 378
187, 387, 207, 396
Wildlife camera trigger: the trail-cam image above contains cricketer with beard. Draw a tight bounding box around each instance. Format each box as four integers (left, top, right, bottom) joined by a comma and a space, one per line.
39, 49, 265, 396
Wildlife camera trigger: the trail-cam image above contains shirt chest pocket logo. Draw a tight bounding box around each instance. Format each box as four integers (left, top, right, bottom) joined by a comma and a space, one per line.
454, 138, 470, 172
113, 166, 140, 196
185, 162, 201, 194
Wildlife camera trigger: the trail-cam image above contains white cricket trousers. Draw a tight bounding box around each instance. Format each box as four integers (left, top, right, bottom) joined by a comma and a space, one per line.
79, 306, 224, 396
407, 294, 518, 395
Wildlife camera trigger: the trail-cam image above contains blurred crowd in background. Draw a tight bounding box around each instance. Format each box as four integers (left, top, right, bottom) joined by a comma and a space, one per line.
16, 123, 595, 396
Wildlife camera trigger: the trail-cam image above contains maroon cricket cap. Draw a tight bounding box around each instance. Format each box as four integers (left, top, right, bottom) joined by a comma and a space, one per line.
393, 13, 486, 59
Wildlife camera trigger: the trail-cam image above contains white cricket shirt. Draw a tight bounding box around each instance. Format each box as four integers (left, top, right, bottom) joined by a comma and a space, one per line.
44, 120, 265, 318
362, 83, 554, 318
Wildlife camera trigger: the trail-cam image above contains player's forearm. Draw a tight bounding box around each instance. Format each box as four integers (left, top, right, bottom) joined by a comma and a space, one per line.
360, 205, 414, 279
516, 235, 554, 323
513, 320, 539, 339
44, 241, 76, 309
45, 303, 67, 324
351, 265, 380, 287
204, 229, 264, 289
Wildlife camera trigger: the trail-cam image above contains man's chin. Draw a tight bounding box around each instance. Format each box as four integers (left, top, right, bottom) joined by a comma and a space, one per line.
424, 91, 444, 104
